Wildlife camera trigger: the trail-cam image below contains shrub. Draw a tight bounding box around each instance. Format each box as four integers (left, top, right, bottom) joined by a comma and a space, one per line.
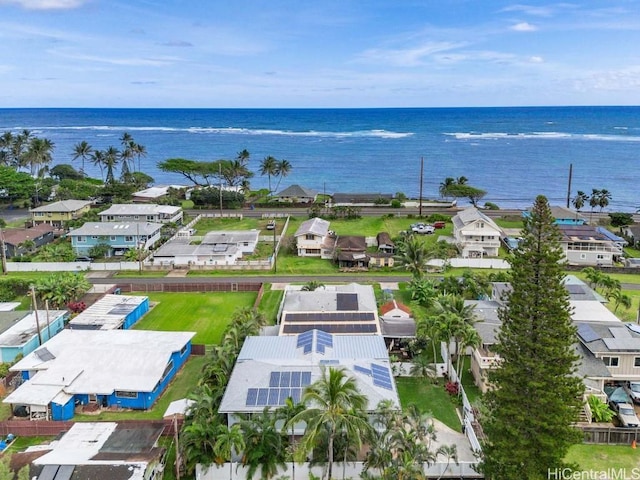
444, 381, 459, 396
0, 278, 30, 302
484, 202, 500, 210
588, 395, 615, 423
390, 199, 403, 208
67, 301, 87, 313
426, 213, 450, 223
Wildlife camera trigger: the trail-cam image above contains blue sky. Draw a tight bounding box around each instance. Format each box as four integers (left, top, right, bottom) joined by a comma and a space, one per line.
1, 1, 640, 107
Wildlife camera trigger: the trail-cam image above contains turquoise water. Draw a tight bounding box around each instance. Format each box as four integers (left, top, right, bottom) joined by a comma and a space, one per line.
0, 106, 638, 210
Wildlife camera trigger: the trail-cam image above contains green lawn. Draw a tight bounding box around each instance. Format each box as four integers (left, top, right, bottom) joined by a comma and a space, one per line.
395, 377, 462, 431
565, 443, 640, 470
257, 286, 283, 324
132, 292, 257, 344
191, 216, 287, 235
73, 355, 207, 421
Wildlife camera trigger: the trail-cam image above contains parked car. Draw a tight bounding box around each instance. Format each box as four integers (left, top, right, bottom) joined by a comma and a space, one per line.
266, 221, 276, 230
627, 382, 640, 404
615, 402, 640, 428
74, 256, 93, 262
411, 223, 435, 234
433, 221, 446, 229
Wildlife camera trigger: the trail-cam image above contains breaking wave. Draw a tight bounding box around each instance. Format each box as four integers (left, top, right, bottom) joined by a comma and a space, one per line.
444, 131, 640, 142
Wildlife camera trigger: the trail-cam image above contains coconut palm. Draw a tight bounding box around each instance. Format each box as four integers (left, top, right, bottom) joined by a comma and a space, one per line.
610, 289, 632, 313
120, 133, 135, 175
273, 159, 292, 193
598, 189, 612, 211
290, 367, 372, 480
436, 445, 459, 480
213, 423, 246, 479
24, 137, 54, 177
260, 156, 278, 196
71, 141, 93, 176
277, 397, 306, 480
131, 141, 147, 172
400, 235, 429, 280
240, 407, 288, 480
91, 149, 106, 181
103, 146, 120, 184
572, 190, 589, 212
439, 177, 456, 199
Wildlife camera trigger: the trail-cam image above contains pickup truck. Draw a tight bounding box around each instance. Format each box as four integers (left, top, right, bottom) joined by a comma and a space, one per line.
410, 223, 435, 235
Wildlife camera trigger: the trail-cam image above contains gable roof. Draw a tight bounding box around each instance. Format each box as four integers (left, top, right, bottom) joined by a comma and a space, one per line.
99, 203, 182, 216
201, 230, 259, 244
380, 300, 411, 316
452, 207, 502, 232
276, 184, 318, 198
376, 232, 394, 246
336, 235, 367, 251
295, 217, 330, 237
30, 200, 91, 213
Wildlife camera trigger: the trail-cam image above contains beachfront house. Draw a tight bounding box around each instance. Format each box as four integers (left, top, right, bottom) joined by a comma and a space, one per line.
557, 224, 624, 266
452, 207, 503, 258
294, 217, 334, 258
1, 224, 55, 258
68, 222, 163, 258
274, 184, 318, 203
30, 200, 92, 228
99, 203, 183, 225
132, 185, 188, 203
0, 310, 68, 363
3, 329, 195, 420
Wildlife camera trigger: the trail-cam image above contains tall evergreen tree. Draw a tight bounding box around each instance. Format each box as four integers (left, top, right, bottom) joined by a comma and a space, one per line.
480, 195, 583, 480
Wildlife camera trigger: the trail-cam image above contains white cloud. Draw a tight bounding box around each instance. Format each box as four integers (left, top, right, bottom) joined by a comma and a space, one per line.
510, 22, 538, 32
0, 0, 86, 10
529, 56, 544, 63
500, 4, 554, 17
50, 50, 181, 67
357, 41, 467, 67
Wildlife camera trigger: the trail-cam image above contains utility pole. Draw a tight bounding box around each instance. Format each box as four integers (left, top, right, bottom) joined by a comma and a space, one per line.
566, 163, 573, 208
0, 227, 7, 275
273, 220, 277, 274
419, 157, 424, 217
30, 287, 43, 346
174, 413, 181, 480
219, 162, 223, 215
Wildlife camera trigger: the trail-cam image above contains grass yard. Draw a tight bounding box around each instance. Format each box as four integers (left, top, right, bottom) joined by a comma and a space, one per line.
565, 443, 640, 470
73, 355, 207, 421
257, 286, 283, 324
132, 291, 257, 344
191, 216, 286, 235
395, 376, 462, 432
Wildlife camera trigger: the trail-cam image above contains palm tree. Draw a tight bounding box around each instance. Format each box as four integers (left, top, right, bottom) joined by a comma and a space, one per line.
103, 146, 120, 184
273, 159, 292, 193
610, 289, 632, 313
439, 177, 455, 199
120, 133, 135, 175
260, 156, 278, 196
454, 324, 480, 386
433, 294, 477, 377
598, 188, 612, 211
456, 176, 468, 185
409, 352, 436, 382
290, 367, 372, 480
436, 444, 459, 480
301, 281, 325, 292
277, 397, 306, 480
24, 137, 54, 177
240, 407, 288, 480
91, 149, 105, 181
213, 423, 246, 479
400, 235, 429, 279
132, 141, 147, 172
589, 188, 601, 222
572, 190, 589, 212
72, 141, 93, 176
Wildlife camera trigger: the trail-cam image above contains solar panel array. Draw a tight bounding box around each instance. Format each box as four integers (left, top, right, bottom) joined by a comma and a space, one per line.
577, 323, 600, 343
336, 293, 359, 311
35, 347, 56, 362
296, 330, 314, 354
246, 370, 312, 407
316, 330, 333, 354
286, 312, 375, 322
108, 303, 139, 316
284, 323, 377, 334
353, 363, 393, 390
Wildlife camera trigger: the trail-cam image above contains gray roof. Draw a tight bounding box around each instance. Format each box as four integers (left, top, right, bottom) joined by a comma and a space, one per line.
68, 222, 163, 237
575, 321, 640, 355
549, 205, 586, 221
276, 184, 318, 198
152, 238, 239, 259
492, 276, 606, 303
100, 203, 182, 216
282, 284, 377, 313
380, 317, 416, 338
574, 343, 612, 379
201, 230, 259, 244
294, 217, 330, 237
31, 200, 91, 213
0, 310, 67, 347
69, 294, 147, 330
219, 330, 399, 414
452, 207, 502, 232
466, 300, 502, 345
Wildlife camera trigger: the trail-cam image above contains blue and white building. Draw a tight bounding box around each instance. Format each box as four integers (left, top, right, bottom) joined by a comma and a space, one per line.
4, 329, 195, 420
69, 222, 163, 257
0, 310, 68, 363
68, 294, 149, 330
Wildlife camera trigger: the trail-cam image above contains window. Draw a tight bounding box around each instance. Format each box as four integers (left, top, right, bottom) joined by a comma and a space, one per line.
125, 236, 134, 242
580, 253, 587, 260
180, 344, 188, 356
602, 356, 619, 367
477, 222, 484, 228
305, 234, 315, 240
134, 215, 139, 220
147, 215, 154, 221
107, 215, 114, 221
635, 357, 640, 368
110, 236, 116, 241
76, 236, 86, 242
161, 361, 174, 383
91, 235, 98, 239
115, 391, 138, 399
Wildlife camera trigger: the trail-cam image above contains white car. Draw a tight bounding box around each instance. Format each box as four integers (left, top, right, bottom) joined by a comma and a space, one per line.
411, 223, 435, 235
627, 382, 640, 404
616, 403, 640, 428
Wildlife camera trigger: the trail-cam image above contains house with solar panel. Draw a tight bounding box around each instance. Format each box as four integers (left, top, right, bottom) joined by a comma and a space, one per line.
3, 329, 195, 420
557, 224, 626, 266
278, 283, 381, 335
68, 294, 149, 331
0, 309, 68, 363
468, 276, 617, 396
218, 329, 400, 429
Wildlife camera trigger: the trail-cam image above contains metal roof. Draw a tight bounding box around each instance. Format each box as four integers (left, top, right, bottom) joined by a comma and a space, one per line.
69, 294, 147, 330
294, 217, 330, 237
68, 222, 163, 237
100, 203, 182, 216
201, 230, 259, 244
0, 310, 67, 347
30, 200, 91, 213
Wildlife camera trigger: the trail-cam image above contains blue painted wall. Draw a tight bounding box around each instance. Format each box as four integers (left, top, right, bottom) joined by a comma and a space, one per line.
51, 396, 75, 421
0, 313, 67, 363
122, 298, 150, 329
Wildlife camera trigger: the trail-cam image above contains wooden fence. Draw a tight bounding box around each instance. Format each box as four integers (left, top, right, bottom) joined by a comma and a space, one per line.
0, 418, 181, 438
581, 425, 640, 444
115, 282, 262, 293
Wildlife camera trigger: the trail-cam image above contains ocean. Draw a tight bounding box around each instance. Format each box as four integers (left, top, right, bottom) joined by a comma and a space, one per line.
0, 106, 638, 211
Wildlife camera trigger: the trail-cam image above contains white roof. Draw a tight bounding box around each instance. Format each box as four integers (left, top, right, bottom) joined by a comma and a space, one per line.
282, 283, 377, 312
35, 422, 118, 465
68, 222, 163, 237
294, 217, 330, 237
133, 185, 185, 199
0, 310, 67, 347
0, 302, 20, 312
69, 294, 147, 330
163, 398, 195, 417
100, 203, 182, 216
5, 329, 195, 405
202, 230, 259, 244
570, 300, 622, 323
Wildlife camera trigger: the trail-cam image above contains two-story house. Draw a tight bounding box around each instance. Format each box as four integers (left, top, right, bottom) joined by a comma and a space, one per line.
30, 200, 92, 227
69, 222, 163, 257
99, 203, 183, 224
557, 224, 624, 266
294, 217, 334, 258
452, 207, 503, 258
